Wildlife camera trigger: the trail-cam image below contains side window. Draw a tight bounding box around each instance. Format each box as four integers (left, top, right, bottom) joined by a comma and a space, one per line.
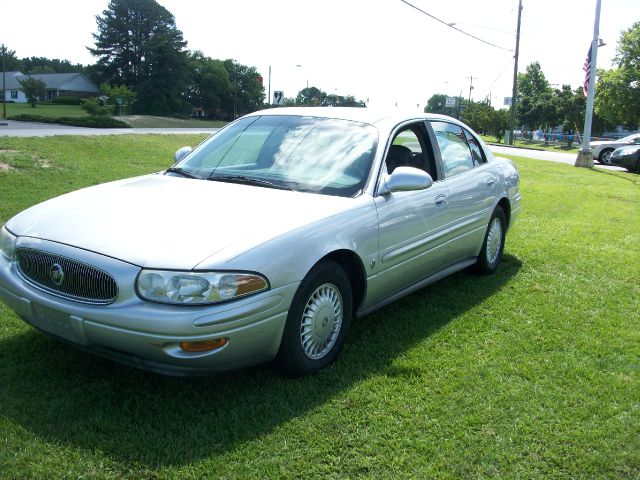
464, 129, 486, 165
430, 121, 475, 178
386, 125, 437, 178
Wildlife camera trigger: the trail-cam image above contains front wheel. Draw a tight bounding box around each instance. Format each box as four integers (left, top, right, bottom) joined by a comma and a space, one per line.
473, 206, 506, 275
276, 261, 352, 377
599, 149, 614, 165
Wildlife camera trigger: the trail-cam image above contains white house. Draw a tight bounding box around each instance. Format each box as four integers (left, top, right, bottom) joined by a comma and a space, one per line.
1, 72, 99, 103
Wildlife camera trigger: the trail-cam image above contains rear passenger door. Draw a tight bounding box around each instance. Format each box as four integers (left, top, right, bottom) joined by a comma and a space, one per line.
429, 121, 497, 259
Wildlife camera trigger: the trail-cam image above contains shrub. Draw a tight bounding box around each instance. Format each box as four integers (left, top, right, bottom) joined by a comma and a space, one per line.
8, 114, 130, 128
81, 98, 115, 116
52, 96, 83, 105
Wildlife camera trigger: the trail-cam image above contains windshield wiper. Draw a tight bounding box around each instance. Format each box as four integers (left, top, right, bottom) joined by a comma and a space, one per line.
165, 167, 200, 179
208, 174, 295, 191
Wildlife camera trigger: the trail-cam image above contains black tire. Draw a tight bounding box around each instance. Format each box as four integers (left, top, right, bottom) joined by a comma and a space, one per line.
599, 149, 614, 165
633, 158, 640, 174
473, 206, 506, 275
276, 261, 352, 377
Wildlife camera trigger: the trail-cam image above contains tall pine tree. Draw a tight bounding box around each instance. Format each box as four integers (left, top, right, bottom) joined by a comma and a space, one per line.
88, 0, 189, 115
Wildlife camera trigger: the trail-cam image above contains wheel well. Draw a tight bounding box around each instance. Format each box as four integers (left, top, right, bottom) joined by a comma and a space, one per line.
318, 250, 366, 315
497, 197, 511, 229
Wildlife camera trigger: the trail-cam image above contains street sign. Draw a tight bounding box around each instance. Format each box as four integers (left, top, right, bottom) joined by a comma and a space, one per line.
272, 91, 284, 106
504, 97, 512, 106
445, 96, 456, 108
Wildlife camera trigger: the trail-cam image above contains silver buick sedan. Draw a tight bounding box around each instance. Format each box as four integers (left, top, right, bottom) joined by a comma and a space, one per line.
0, 108, 521, 376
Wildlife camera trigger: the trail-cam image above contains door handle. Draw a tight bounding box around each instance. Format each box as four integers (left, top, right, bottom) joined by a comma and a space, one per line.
486, 177, 496, 188
435, 194, 447, 207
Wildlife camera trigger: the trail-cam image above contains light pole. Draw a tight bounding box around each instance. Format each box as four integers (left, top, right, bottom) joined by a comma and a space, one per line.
575, 0, 602, 168
508, 0, 523, 145
2, 44, 7, 120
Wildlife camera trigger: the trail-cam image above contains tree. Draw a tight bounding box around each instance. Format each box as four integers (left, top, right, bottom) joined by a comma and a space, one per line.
20, 57, 86, 75
222, 59, 265, 118
100, 83, 136, 114
516, 62, 558, 130
595, 22, 640, 129
89, 0, 189, 115
186, 52, 231, 118
424, 93, 465, 118
1, 47, 22, 71
17, 77, 46, 107
461, 101, 494, 134
296, 86, 324, 106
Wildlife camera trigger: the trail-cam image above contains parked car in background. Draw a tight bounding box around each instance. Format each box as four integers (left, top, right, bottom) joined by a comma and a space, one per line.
0, 108, 521, 377
610, 145, 640, 173
590, 133, 640, 164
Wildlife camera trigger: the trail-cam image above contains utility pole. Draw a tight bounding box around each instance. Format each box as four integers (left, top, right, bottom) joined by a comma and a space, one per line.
508, 0, 523, 145
575, 0, 601, 168
2, 44, 7, 120
466, 75, 476, 102
268, 65, 271, 107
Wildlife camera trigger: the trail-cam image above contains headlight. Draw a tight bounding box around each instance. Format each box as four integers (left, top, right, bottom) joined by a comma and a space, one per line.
136, 269, 269, 305
0, 226, 17, 261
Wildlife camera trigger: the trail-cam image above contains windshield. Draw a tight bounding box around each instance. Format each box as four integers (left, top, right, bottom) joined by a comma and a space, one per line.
173, 115, 378, 197
619, 134, 640, 143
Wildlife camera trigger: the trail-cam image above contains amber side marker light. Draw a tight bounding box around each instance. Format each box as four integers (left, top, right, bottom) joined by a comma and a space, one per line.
179, 338, 228, 353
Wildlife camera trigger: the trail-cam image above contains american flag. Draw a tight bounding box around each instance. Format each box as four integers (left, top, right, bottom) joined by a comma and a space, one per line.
583, 45, 592, 96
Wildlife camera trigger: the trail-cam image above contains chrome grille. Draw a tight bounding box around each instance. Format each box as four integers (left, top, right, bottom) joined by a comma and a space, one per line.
16, 248, 118, 304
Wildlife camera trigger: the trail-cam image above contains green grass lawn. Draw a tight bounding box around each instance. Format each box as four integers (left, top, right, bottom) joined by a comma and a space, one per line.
119, 115, 227, 128
4, 103, 226, 128
482, 134, 581, 154
5, 103, 88, 118
0, 137, 638, 478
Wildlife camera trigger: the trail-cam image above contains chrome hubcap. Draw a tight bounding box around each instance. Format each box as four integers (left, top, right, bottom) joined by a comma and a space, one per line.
486, 218, 503, 264
300, 283, 343, 360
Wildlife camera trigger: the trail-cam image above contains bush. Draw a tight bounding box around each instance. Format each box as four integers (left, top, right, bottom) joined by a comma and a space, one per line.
52, 96, 83, 105
81, 98, 115, 116
8, 114, 130, 128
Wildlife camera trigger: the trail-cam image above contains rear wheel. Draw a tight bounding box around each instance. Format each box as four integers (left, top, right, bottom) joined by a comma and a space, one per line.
276, 261, 352, 377
473, 206, 506, 275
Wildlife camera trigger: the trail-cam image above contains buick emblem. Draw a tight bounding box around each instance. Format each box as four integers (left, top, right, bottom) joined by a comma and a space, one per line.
50, 263, 65, 286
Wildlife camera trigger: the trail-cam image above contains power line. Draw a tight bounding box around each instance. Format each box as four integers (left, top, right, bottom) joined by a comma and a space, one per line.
399, 0, 514, 52
482, 56, 514, 99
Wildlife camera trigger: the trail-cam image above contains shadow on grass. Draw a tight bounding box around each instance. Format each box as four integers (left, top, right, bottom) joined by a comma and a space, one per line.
0, 255, 522, 468
591, 166, 640, 183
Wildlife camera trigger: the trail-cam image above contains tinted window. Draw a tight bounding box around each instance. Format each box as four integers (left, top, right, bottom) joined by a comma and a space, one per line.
430, 122, 474, 177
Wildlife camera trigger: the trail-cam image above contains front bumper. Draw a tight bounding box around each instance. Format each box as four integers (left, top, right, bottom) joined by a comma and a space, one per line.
0, 238, 297, 375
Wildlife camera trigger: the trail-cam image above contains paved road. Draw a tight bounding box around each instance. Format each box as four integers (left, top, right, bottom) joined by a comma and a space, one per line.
0, 120, 629, 172
0, 120, 215, 137
490, 144, 627, 172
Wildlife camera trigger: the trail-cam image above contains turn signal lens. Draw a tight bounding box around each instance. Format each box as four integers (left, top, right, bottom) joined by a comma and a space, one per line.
179, 338, 228, 353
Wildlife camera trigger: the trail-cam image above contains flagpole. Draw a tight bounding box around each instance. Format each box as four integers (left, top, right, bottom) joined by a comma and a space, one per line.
575, 0, 601, 168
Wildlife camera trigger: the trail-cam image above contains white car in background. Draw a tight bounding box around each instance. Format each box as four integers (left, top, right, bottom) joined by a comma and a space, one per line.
590, 133, 640, 164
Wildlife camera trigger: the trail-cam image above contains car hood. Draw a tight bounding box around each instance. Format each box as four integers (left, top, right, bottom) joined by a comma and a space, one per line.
7, 174, 360, 269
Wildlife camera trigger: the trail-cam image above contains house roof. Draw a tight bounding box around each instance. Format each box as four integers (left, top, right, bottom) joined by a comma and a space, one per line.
1, 72, 99, 93
0, 71, 24, 90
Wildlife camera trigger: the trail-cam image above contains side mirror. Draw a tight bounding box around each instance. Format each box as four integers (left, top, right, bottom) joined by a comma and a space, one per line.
174, 146, 193, 163
379, 166, 433, 195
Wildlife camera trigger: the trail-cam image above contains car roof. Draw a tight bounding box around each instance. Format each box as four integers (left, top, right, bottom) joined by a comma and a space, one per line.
245, 107, 461, 130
